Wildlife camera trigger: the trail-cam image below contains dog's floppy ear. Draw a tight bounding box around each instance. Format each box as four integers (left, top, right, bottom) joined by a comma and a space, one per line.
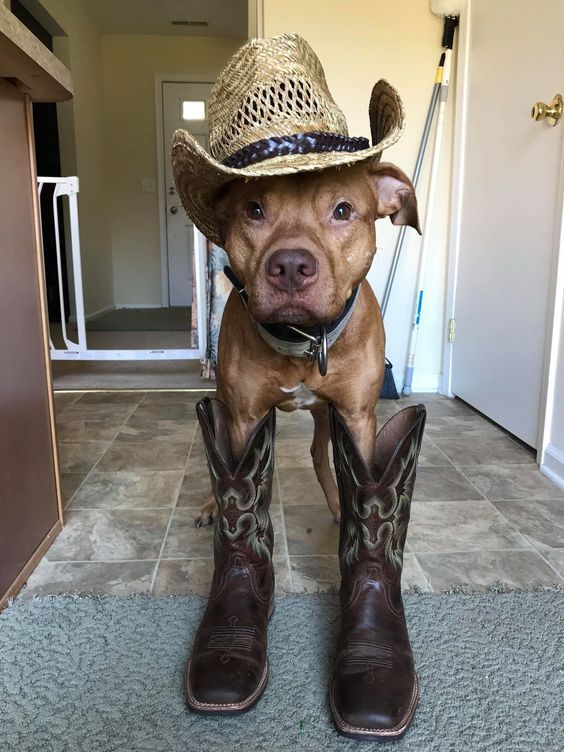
368, 161, 421, 234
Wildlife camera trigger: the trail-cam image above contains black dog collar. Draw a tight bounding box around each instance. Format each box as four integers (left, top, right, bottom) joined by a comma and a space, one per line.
224, 265, 359, 376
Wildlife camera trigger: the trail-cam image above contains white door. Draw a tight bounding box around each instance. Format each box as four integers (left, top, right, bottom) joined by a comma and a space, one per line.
450, 0, 564, 447
162, 81, 213, 306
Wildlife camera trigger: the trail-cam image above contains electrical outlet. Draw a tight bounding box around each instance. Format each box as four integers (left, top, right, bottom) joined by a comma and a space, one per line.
141, 177, 156, 193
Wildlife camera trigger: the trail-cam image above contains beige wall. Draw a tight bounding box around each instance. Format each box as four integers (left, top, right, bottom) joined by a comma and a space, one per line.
264, 0, 454, 391
41, 0, 114, 317
101, 34, 244, 307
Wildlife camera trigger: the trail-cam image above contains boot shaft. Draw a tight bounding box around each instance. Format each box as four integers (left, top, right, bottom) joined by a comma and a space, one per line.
188, 397, 276, 715
329, 404, 426, 579
196, 398, 276, 566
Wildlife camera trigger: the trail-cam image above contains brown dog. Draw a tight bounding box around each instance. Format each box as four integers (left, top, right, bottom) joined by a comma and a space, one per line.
173, 35, 426, 735
195, 160, 419, 527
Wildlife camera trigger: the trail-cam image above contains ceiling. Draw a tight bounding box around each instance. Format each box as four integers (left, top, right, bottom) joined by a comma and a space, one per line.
82, 0, 247, 38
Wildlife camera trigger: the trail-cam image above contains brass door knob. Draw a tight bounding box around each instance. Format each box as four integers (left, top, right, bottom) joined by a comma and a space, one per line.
531, 94, 562, 126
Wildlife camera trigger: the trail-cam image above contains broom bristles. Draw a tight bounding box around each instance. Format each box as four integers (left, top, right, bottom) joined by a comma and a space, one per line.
380, 358, 399, 400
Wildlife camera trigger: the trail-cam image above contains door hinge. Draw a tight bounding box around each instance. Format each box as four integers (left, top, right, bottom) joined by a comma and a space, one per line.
448, 318, 455, 343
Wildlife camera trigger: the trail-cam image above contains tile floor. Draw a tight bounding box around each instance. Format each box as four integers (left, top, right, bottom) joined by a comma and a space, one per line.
20, 390, 564, 598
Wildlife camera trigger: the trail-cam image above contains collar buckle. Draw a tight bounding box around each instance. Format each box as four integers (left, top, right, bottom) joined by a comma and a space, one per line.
224, 265, 353, 379
286, 323, 328, 376
304, 325, 328, 376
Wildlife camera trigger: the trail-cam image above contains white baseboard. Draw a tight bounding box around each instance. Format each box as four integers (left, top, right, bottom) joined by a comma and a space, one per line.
113, 304, 166, 309
540, 444, 564, 490
395, 371, 441, 394
69, 305, 115, 324
70, 304, 168, 324
412, 373, 441, 393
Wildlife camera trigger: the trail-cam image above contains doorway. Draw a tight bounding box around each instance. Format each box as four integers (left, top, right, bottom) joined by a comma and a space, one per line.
159, 80, 213, 309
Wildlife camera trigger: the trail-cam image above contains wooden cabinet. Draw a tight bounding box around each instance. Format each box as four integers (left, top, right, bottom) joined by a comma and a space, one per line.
0, 6, 72, 608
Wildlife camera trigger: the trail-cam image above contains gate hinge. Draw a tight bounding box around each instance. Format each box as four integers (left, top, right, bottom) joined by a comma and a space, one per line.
448, 318, 455, 343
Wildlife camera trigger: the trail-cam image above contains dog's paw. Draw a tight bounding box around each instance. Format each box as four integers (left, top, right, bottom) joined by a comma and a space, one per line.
327, 495, 341, 524
194, 500, 218, 528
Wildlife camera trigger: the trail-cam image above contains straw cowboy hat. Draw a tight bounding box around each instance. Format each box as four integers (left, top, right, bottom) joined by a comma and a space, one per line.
171, 32, 405, 246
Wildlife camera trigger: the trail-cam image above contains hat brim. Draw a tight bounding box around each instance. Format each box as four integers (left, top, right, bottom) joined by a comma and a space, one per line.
171, 79, 405, 246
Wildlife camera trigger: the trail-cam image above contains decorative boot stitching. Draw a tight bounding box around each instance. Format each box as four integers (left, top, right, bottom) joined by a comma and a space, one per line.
343, 640, 393, 670
337, 432, 419, 570
207, 616, 255, 664
210, 438, 275, 564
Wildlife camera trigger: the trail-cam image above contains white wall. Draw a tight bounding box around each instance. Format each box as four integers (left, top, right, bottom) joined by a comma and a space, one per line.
263, 0, 455, 392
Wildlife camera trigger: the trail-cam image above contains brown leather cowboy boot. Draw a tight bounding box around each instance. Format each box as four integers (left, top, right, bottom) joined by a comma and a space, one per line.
329, 403, 426, 740
185, 397, 276, 714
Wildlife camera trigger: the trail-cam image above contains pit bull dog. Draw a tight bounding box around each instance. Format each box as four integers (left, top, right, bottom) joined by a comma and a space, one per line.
172, 33, 427, 742
195, 161, 419, 527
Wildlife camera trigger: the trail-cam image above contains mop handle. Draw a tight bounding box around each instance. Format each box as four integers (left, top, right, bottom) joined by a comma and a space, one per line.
402, 47, 453, 396
381, 54, 444, 317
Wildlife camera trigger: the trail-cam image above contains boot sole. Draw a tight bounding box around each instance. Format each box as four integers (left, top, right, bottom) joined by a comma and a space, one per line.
329, 673, 420, 742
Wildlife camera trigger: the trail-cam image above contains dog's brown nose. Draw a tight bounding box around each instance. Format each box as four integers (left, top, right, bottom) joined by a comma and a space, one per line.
265, 249, 318, 292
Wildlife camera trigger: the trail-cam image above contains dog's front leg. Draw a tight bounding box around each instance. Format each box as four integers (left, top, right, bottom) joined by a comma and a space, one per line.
311, 405, 341, 522
330, 404, 378, 466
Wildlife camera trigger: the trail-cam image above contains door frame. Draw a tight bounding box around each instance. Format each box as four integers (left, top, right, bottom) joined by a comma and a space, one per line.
155, 73, 214, 308
247, 0, 264, 38
442, 0, 564, 466
441, 1, 471, 400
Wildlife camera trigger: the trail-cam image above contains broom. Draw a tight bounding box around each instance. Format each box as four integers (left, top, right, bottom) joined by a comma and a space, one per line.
379, 22, 448, 399
402, 4, 460, 396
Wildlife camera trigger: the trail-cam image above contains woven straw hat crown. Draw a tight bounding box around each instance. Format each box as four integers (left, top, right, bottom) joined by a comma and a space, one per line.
208, 33, 349, 163
171, 32, 406, 244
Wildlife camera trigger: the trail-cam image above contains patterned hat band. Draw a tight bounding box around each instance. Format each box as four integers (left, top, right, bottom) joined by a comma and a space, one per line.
222, 131, 370, 170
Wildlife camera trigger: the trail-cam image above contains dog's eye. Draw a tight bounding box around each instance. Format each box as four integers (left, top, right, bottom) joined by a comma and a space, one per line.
333, 202, 352, 221
245, 202, 264, 220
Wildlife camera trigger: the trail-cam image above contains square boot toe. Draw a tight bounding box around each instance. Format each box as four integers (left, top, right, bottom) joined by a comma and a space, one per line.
330, 671, 419, 739
186, 654, 268, 713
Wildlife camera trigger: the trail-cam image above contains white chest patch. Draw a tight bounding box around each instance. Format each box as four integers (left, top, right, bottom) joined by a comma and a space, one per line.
280, 382, 319, 408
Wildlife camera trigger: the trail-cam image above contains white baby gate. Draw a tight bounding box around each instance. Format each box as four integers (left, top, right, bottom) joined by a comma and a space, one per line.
38, 176, 207, 361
